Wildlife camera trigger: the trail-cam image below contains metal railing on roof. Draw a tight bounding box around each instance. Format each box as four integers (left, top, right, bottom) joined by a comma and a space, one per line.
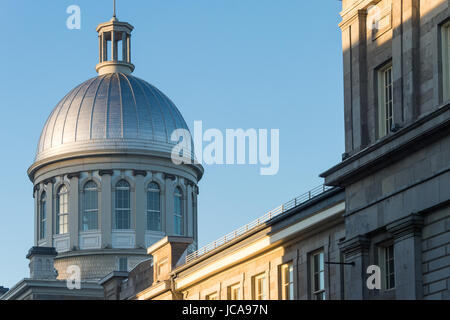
185, 184, 333, 263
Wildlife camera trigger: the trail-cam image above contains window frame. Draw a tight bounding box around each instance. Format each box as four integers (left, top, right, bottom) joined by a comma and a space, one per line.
252, 273, 267, 300
280, 262, 294, 300
205, 292, 219, 300
173, 187, 184, 236
310, 250, 326, 300
378, 243, 396, 291
115, 180, 131, 230
118, 257, 128, 272
442, 21, 450, 102
82, 181, 99, 231
39, 192, 47, 240
377, 62, 394, 138
56, 185, 69, 235
147, 182, 161, 231
227, 283, 241, 300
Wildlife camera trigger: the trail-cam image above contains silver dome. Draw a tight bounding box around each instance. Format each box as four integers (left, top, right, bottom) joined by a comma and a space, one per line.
35, 73, 193, 163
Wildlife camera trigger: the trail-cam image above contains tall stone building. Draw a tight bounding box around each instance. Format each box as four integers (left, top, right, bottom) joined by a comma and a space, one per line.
320, 0, 450, 299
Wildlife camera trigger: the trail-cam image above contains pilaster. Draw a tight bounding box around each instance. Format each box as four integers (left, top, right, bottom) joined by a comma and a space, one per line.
386, 213, 424, 299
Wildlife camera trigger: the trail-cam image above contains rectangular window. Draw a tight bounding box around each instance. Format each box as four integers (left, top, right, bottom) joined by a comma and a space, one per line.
118, 257, 128, 272
442, 22, 450, 102
378, 63, 394, 138
205, 292, 218, 300
311, 250, 325, 300
147, 190, 161, 231
379, 244, 395, 290
252, 273, 267, 300
280, 262, 294, 300
227, 283, 241, 300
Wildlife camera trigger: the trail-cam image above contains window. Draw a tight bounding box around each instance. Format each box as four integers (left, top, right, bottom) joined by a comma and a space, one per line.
118, 257, 128, 272
311, 250, 325, 300
39, 192, 47, 239
379, 244, 395, 290
378, 63, 394, 137
280, 262, 294, 300
147, 182, 161, 231
174, 187, 183, 235
442, 22, 450, 101
56, 185, 69, 235
205, 292, 218, 300
227, 283, 241, 300
115, 180, 130, 229
82, 181, 98, 231
252, 273, 267, 300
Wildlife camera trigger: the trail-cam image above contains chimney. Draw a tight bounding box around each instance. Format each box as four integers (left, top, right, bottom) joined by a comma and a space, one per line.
26, 246, 58, 280
147, 236, 193, 283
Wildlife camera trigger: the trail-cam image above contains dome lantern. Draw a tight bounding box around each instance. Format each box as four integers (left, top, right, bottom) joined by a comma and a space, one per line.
95, 4, 135, 75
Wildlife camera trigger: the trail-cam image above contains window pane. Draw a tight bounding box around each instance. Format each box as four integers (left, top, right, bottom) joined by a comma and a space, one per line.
83, 181, 98, 231
115, 180, 130, 229
174, 187, 183, 235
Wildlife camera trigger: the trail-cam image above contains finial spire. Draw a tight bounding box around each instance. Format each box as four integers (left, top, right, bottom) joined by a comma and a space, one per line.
113, 0, 116, 18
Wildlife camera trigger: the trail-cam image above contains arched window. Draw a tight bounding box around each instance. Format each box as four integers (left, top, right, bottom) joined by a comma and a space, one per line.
147, 182, 161, 231
174, 187, 183, 235
56, 185, 69, 235
82, 181, 99, 231
115, 180, 130, 229
39, 192, 47, 239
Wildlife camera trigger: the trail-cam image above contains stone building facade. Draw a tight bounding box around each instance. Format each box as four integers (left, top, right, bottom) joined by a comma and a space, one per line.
99, 0, 450, 301
101, 187, 346, 300
320, 0, 450, 299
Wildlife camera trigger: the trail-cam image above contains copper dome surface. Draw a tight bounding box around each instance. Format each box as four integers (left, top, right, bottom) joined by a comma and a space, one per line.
35, 73, 192, 163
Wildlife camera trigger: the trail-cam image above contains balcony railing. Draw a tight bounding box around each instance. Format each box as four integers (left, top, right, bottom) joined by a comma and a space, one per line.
185, 184, 333, 263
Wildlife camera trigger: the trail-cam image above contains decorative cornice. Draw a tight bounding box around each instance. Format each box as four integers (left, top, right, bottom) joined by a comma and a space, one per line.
43, 178, 56, 185
133, 170, 147, 177
184, 179, 196, 187
99, 169, 114, 176
163, 173, 176, 181
67, 172, 81, 179
26, 246, 57, 259
339, 235, 370, 256
386, 213, 424, 241
321, 102, 450, 186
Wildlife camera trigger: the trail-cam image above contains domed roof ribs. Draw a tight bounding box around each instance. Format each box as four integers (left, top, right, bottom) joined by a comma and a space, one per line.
89, 75, 107, 140
142, 80, 170, 143
131, 76, 155, 140
40, 86, 77, 154
105, 74, 114, 139
121, 73, 140, 138
153, 86, 179, 141
155, 86, 185, 133
69, 77, 96, 143
50, 83, 85, 148
116, 73, 124, 138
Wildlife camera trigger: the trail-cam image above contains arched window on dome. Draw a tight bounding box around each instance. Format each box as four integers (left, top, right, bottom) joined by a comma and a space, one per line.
115, 180, 131, 230
39, 192, 47, 240
56, 185, 69, 235
174, 187, 183, 236
147, 182, 161, 231
82, 181, 99, 231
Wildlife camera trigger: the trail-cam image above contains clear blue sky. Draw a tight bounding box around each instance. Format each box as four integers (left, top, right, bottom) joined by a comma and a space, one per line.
0, 0, 343, 288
